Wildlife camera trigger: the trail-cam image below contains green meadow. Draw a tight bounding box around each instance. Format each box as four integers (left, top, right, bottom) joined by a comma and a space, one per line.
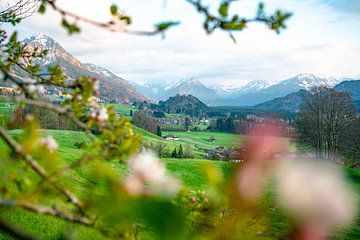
0, 129, 359, 239
0, 103, 359, 239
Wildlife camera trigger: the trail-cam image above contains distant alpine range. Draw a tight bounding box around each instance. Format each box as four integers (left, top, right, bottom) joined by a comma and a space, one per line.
3, 34, 359, 112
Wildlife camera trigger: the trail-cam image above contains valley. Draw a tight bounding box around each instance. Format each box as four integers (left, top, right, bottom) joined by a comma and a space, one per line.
0, 11, 360, 239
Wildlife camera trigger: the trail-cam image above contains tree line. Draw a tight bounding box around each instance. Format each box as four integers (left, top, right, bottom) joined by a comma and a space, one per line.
132, 110, 160, 135
144, 141, 194, 159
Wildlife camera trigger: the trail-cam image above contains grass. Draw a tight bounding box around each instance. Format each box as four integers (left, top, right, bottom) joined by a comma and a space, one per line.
0, 129, 238, 239
0, 101, 17, 123
0, 101, 358, 238
0, 129, 359, 239
163, 130, 242, 149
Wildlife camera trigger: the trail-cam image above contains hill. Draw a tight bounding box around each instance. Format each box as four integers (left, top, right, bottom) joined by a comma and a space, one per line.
334, 80, 360, 112
334, 79, 360, 101
155, 94, 209, 117
5, 34, 147, 103
255, 90, 310, 113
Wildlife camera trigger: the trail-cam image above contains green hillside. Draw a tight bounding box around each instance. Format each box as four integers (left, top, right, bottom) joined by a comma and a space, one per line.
1, 129, 359, 239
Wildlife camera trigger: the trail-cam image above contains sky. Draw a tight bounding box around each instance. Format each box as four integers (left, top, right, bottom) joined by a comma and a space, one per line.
2, 0, 360, 87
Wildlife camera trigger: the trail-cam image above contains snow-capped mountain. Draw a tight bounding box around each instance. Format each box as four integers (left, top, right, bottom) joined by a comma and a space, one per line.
208, 84, 239, 96
217, 73, 340, 106
131, 82, 166, 100
15, 34, 147, 103
280, 73, 338, 90
134, 73, 341, 106
135, 78, 217, 104
161, 78, 217, 103
228, 80, 270, 98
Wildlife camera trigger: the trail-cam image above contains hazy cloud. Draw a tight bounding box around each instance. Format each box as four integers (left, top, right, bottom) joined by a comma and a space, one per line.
2, 0, 360, 86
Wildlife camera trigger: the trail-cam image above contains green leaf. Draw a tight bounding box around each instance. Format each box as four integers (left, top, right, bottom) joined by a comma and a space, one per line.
110, 5, 118, 15
155, 21, 180, 32
62, 18, 81, 35
120, 16, 132, 25
219, 1, 229, 17
38, 4, 46, 14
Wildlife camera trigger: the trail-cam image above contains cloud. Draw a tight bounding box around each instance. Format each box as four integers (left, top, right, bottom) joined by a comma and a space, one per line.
2, 0, 360, 86
319, 0, 360, 15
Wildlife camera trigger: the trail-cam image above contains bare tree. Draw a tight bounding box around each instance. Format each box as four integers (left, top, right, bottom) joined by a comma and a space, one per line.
147, 141, 168, 159
297, 87, 356, 161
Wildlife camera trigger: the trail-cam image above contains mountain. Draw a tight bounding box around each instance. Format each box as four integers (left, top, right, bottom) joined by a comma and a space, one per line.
334, 80, 360, 101
255, 79, 360, 113
132, 82, 166, 100
255, 90, 310, 112
209, 84, 239, 97
228, 80, 270, 98
12, 34, 147, 103
135, 78, 217, 104
161, 78, 216, 104
334, 79, 360, 112
221, 73, 339, 106
155, 94, 209, 117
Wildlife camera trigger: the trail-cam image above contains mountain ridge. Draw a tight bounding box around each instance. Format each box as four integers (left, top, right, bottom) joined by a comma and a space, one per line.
134, 73, 342, 106
13, 34, 148, 103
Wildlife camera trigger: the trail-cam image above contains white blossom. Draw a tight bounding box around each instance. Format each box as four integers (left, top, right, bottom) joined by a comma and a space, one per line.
39, 136, 59, 153
97, 107, 109, 122
26, 84, 36, 93
25, 84, 44, 94
275, 159, 358, 228
89, 105, 109, 123
124, 151, 181, 197
93, 79, 100, 91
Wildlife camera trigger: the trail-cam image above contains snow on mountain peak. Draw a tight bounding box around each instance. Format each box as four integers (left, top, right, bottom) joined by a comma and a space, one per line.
295, 73, 338, 90
84, 63, 113, 78
24, 33, 60, 48
33, 33, 49, 45
165, 78, 203, 90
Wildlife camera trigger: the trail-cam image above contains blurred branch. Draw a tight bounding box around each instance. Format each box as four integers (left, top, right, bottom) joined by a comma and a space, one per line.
0, 127, 92, 220
0, 217, 34, 240
44, 0, 178, 36
0, 95, 89, 130
186, 0, 292, 41
0, 199, 93, 225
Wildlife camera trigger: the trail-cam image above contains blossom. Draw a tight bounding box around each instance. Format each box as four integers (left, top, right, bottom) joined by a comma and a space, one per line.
97, 107, 109, 122
93, 79, 100, 92
89, 105, 109, 123
275, 159, 358, 229
25, 84, 45, 94
124, 151, 181, 197
39, 136, 59, 153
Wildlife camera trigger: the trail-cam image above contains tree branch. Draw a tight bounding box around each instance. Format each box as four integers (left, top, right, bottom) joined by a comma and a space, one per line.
0, 199, 93, 225
0, 95, 89, 130
0, 127, 92, 219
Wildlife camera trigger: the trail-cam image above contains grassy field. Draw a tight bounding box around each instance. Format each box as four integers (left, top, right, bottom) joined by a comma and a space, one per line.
163, 131, 241, 149
0, 129, 238, 239
0, 102, 359, 239
0, 129, 359, 239
134, 128, 244, 158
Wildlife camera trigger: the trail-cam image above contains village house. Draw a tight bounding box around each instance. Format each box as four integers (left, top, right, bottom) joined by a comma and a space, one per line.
163, 134, 180, 141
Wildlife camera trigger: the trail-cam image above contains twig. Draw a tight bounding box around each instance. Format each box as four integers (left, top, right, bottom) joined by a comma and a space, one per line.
0, 199, 93, 225
0, 95, 89, 130
0, 127, 92, 220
